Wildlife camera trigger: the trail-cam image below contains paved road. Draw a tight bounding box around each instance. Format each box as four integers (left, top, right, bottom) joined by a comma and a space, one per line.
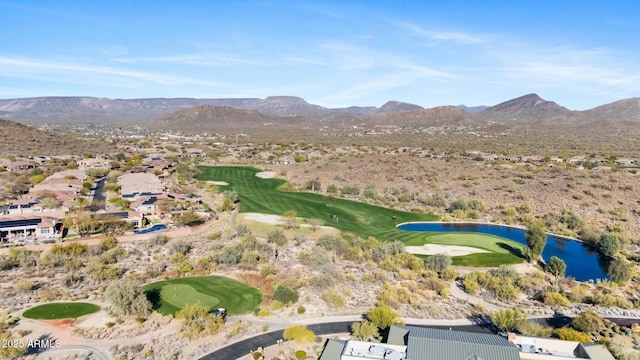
197, 316, 640, 360
197, 320, 497, 360
34, 344, 110, 360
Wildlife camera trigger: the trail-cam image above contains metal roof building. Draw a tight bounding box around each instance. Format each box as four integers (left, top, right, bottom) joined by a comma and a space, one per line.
388, 326, 520, 360
318, 325, 616, 360
319, 326, 519, 360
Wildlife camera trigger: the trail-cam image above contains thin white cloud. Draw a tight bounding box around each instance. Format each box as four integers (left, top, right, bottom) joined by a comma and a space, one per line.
109, 53, 268, 67
282, 56, 328, 66
0, 56, 221, 86
393, 21, 485, 44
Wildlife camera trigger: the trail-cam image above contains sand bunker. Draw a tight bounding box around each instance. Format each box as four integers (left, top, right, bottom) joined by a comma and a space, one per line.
207, 181, 229, 185
243, 213, 283, 225
406, 244, 489, 257
255, 171, 276, 179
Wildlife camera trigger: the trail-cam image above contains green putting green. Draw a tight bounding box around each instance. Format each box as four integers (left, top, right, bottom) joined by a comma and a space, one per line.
144, 276, 261, 316
23, 302, 100, 320
197, 166, 524, 266
407, 232, 526, 266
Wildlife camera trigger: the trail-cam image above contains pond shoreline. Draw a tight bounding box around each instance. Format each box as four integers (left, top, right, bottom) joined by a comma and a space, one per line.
396, 221, 609, 281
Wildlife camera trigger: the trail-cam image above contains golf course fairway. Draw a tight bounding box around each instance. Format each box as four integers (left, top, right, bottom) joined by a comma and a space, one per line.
197, 166, 524, 266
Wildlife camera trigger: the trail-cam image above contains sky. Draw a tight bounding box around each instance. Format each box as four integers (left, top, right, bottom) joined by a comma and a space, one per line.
1, 0, 639, 110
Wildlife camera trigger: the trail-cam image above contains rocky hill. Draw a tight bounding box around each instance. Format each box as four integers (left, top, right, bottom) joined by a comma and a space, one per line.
362, 106, 472, 128
374, 101, 423, 115
0, 96, 378, 124
473, 93, 571, 124
146, 105, 313, 131
0, 119, 114, 157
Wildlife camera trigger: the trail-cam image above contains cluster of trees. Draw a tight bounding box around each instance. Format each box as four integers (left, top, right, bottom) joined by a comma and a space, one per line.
447, 198, 486, 219
65, 212, 132, 237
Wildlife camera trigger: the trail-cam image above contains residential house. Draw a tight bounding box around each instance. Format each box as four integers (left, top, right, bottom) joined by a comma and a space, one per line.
318, 325, 614, 360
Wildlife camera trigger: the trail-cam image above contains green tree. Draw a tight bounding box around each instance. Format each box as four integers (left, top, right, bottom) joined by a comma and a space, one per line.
599, 233, 620, 257
490, 308, 527, 332
608, 257, 635, 283
546, 256, 566, 284
367, 304, 403, 330
572, 310, 605, 334
524, 223, 547, 262
176, 303, 224, 339
105, 280, 152, 317
218, 190, 238, 212
351, 320, 380, 341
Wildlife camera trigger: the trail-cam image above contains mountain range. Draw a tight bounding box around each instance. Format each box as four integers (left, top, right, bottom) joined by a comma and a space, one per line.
1, 94, 639, 132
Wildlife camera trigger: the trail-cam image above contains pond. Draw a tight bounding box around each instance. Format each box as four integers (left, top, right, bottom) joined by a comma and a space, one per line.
397, 222, 609, 281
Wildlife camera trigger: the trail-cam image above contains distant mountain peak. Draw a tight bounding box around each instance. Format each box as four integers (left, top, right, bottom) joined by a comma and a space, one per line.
375, 101, 423, 115
474, 93, 571, 123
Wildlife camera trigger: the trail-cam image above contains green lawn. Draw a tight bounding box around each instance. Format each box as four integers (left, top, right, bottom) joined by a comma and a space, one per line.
197, 166, 524, 266
23, 302, 100, 320
144, 276, 262, 316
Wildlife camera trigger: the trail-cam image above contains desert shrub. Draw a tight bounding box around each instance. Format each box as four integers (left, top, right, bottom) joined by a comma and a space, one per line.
207, 230, 222, 240
293, 233, 307, 245
322, 289, 346, 308
490, 308, 527, 332
267, 229, 287, 246
424, 253, 452, 273
236, 223, 250, 236
462, 272, 481, 295
351, 320, 380, 341
218, 247, 241, 265
518, 321, 553, 337
172, 212, 204, 227
166, 239, 191, 255
176, 303, 224, 339
297, 305, 306, 314
543, 291, 571, 307
367, 304, 403, 330
317, 235, 347, 255
13, 279, 35, 293
0, 255, 14, 270
554, 328, 591, 342
273, 285, 299, 305
572, 310, 605, 334
283, 325, 316, 344
305, 178, 321, 192
340, 185, 360, 196
149, 235, 169, 246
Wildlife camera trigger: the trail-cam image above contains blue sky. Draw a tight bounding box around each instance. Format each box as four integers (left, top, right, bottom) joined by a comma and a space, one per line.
1, 0, 639, 110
